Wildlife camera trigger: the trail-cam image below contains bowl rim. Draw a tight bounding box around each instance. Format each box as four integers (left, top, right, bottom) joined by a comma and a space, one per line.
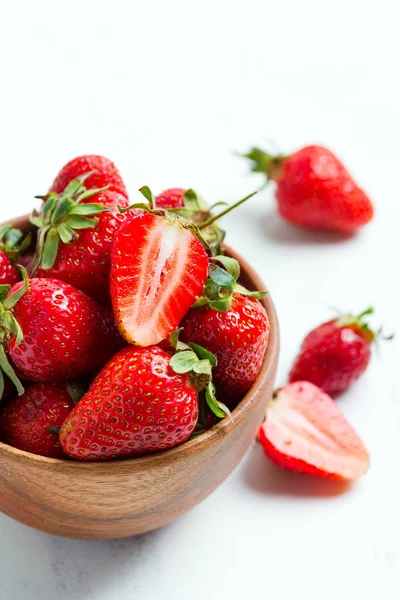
0, 224, 279, 469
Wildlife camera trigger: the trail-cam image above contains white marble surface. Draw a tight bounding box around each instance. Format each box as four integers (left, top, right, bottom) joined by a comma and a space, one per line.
1, 1, 399, 598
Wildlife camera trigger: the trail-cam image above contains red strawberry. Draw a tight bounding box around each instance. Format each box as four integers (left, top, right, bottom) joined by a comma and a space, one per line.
111, 211, 208, 346
60, 346, 200, 461
258, 381, 370, 480
50, 155, 128, 199
181, 295, 269, 406
0, 226, 31, 286
0, 382, 76, 458
289, 308, 389, 394
32, 177, 130, 304
0, 273, 123, 386
155, 188, 187, 209
0, 375, 18, 404
241, 145, 374, 233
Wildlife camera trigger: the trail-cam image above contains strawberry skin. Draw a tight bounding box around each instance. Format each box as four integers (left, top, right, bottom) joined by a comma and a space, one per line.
289, 319, 372, 394
155, 188, 186, 209
50, 155, 128, 199
259, 381, 370, 480
242, 145, 373, 233
36, 190, 129, 304
111, 212, 208, 346
0, 382, 75, 458
275, 146, 373, 232
6, 278, 123, 382
180, 295, 270, 406
0, 252, 18, 287
60, 346, 199, 461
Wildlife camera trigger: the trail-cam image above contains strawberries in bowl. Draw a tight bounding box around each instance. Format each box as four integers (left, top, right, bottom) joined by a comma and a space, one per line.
0, 157, 272, 472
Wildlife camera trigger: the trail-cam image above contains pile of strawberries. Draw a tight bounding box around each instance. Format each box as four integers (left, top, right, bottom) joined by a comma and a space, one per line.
0, 155, 269, 461
0, 144, 388, 485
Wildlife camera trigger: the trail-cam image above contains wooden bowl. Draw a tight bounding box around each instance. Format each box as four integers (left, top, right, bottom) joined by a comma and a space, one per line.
0, 214, 279, 540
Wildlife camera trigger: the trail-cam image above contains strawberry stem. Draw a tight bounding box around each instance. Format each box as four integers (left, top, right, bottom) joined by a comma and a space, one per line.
198, 190, 258, 230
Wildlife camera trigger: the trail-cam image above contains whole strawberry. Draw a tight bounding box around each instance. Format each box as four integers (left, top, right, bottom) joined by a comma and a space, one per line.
50, 154, 128, 199
60, 346, 201, 461
259, 382, 370, 480
0, 226, 31, 286
289, 308, 389, 394
0, 382, 76, 458
31, 176, 130, 304
241, 144, 374, 233
180, 256, 269, 407
0, 271, 123, 386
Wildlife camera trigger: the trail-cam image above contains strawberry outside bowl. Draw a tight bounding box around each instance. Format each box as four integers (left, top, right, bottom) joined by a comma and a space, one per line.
0, 214, 279, 540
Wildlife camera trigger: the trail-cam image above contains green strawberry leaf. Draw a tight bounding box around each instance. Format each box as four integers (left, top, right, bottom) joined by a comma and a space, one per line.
170, 351, 199, 374
234, 283, 268, 299
58, 223, 74, 244
212, 255, 240, 282
187, 342, 217, 366
139, 186, 155, 209
205, 382, 232, 421
41, 228, 60, 269
183, 189, 201, 211
0, 346, 24, 395
66, 215, 100, 230
209, 265, 235, 291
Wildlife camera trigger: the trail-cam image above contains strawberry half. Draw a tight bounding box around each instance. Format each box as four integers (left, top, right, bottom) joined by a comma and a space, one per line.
258, 381, 370, 480
111, 211, 208, 346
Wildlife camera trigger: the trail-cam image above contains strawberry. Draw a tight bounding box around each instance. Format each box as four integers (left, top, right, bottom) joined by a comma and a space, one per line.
180, 256, 269, 406
0, 226, 31, 286
289, 308, 391, 395
60, 345, 206, 461
241, 145, 374, 233
258, 381, 370, 480
31, 176, 130, 304
0, 382, 78, 458
0, 271, 123, 389
155, 188, 187, 209
50, 154, 128, 199
110, 209, 209, 346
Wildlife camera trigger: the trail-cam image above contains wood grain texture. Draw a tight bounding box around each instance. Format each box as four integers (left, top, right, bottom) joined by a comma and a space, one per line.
0, 215, 280, 539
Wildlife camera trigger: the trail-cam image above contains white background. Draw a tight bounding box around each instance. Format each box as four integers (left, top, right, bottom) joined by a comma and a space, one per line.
0, 1, 399, 598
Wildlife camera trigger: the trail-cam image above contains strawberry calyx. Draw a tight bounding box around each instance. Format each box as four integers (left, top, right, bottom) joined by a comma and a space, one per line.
31, 173, 110, 271
193, 255, 268, 312
0, 226, 32, 263
335, 307, 394, 344
238, 147, 286, 181
0, 266, 30, 397
124, 186, 259, 257
168, 329, 231, 421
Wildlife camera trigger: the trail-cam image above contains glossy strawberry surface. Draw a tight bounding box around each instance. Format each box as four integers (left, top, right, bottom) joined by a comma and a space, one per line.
275, 145, 374, 233
7, 278, 123, 381
0, 382, 75, 458
155, 188, 186, 209
60, 346, 199, 461
289, 319, 372, 394
181, 295, 270, 406
50, 155, 128, 199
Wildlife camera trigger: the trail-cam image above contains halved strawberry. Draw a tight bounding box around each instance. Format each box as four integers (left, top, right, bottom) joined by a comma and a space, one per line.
258, 381, 370, 480
110, 211, 208, 346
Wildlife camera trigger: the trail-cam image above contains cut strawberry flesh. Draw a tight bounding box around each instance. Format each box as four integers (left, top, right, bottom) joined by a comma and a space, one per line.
111, 212, 208, 346
259, 381, 369, 480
